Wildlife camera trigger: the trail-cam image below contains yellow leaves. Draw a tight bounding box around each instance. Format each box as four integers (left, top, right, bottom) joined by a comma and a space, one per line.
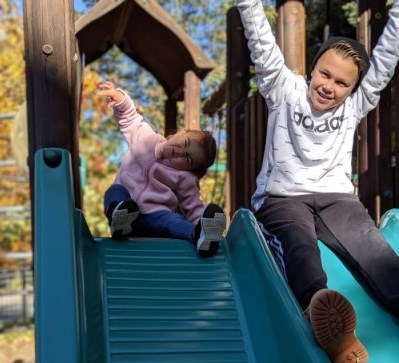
0, 11, 30, 256
83, 178, 115, 238
199, 173, 225, 207
0, 14, 25, 114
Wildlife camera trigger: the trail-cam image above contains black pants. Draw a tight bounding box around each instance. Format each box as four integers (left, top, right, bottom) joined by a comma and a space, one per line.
255, 193, 399, 317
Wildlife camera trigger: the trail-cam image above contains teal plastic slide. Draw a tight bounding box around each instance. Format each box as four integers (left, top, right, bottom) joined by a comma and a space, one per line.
34, 148, 399, 362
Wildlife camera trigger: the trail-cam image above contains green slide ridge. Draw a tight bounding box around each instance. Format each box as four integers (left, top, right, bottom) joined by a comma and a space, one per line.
34, 148, 398, 362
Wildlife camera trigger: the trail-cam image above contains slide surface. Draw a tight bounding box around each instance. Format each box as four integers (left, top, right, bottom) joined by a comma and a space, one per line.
34, 148, 398, 362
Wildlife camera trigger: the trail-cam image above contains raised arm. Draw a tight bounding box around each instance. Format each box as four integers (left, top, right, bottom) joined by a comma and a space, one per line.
236, 0, 298, 105
97, 81, 155, 145
356, 0, 399, 117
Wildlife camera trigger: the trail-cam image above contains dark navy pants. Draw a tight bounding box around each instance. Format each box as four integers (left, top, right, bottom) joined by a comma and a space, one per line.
255, 192, 399, 318
104, 184, 196, 242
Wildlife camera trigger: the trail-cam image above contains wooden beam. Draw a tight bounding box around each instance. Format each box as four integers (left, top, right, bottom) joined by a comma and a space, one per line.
24, 0, 81, 209
202, 80, 226, 116
357, 0, 370, 214
112, 0, 134, 44
164, 98, 178, 137
393, 69, 399, 208
226, 6, 252, 217
370, 0, 393, 220
358, 0, 392, 222
276, 0, 306, 76
183, 70, 201, 130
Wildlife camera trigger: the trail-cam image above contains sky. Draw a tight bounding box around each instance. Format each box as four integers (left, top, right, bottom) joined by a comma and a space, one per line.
74, 0, 88, 13
15, 0, 276, 14
73, 0, 276, 13
14, 0, 88, 13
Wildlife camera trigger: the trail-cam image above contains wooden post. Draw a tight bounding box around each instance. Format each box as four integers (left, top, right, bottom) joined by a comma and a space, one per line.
358, 0, 392, 222
357, 0, 370, 214
24, 0, 81, 209
393, 69, 399, 208
184, 70, 201, 130
370, 1, 394, 219
164, 98, 178, 136
276, 0, 306, 76
226, 6, 252, 218
244, 93, 267, 208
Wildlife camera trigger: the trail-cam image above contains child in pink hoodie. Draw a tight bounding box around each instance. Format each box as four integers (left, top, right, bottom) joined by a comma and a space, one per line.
99, 81, 226, 257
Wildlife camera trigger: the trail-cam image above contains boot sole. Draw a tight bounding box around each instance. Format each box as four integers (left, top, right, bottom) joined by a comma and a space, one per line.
309, 289, 368, 363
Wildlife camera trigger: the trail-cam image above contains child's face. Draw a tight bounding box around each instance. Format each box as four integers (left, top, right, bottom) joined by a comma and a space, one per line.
309, 49, 359, 111
162, 131, 206, 172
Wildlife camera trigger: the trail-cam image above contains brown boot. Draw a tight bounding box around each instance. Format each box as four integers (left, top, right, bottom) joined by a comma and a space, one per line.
309, 289, 369, 363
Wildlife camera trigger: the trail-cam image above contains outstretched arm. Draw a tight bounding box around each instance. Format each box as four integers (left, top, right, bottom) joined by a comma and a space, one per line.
357, 0, 399, 117
236, 0, 297, 105
97, 81, 155, 145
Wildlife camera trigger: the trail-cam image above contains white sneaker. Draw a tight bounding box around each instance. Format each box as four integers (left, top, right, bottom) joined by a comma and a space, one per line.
109, 199, 139, 239
195, 204, 226, 257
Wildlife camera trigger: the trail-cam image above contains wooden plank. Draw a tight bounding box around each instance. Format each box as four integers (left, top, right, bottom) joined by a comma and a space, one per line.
164, 98, 178, 136
202, 80, 226, 116
371, 1, 394, 219
112, 0, 134, 44
357, 0, 370, 214
249, 96, 257, 205
393, 69, 399, 208
244, 100, 251, 207
359, 0, 391, 222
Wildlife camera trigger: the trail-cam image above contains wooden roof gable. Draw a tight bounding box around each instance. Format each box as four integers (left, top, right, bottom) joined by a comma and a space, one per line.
75, 0, 215, 100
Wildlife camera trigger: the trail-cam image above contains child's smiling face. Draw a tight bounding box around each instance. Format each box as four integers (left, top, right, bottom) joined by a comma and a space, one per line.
309, 49, 360, 111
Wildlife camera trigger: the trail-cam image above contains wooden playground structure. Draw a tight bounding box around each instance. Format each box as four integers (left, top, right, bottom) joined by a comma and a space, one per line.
23, 1, 399, 362
24, 0, 399, 224
24, 0, 215, 209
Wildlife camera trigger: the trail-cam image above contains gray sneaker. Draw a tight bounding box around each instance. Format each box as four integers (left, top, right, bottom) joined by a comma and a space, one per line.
109, 199, 139, 239
195, 204, 226, 257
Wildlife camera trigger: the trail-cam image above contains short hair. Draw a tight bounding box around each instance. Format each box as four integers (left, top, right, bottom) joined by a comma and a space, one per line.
329, 40, 368, 77
311, 36, 370, 92
186, 129, 217, 179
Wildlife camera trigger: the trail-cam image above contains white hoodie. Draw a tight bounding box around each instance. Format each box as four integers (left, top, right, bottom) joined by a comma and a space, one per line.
236, 0, 399, 211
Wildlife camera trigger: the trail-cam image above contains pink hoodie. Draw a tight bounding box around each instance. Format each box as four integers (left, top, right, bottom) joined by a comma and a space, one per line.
112, 91, 205, 224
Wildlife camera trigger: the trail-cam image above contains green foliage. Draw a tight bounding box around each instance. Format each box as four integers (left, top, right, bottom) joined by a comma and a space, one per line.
342, 1, 357, 28
342, 0, 393, 28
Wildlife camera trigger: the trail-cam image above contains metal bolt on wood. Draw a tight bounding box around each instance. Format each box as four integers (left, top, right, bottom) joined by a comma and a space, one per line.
42, 44, 53, 55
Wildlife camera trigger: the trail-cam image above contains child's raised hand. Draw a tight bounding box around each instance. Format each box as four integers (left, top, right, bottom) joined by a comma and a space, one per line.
98, 81, 125, 108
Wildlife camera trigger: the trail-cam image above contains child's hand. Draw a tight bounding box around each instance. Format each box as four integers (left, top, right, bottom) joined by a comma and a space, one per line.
98, 81, 125, 108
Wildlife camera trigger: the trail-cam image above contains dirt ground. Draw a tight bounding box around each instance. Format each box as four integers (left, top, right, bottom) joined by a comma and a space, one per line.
0, 326, 35, 363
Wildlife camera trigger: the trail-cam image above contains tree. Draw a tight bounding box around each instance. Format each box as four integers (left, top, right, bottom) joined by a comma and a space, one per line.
0, 0, 31, 262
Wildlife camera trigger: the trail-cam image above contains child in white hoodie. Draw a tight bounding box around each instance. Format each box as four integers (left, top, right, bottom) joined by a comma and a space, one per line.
236, 0, 399, 361
99, 81, 226, 258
